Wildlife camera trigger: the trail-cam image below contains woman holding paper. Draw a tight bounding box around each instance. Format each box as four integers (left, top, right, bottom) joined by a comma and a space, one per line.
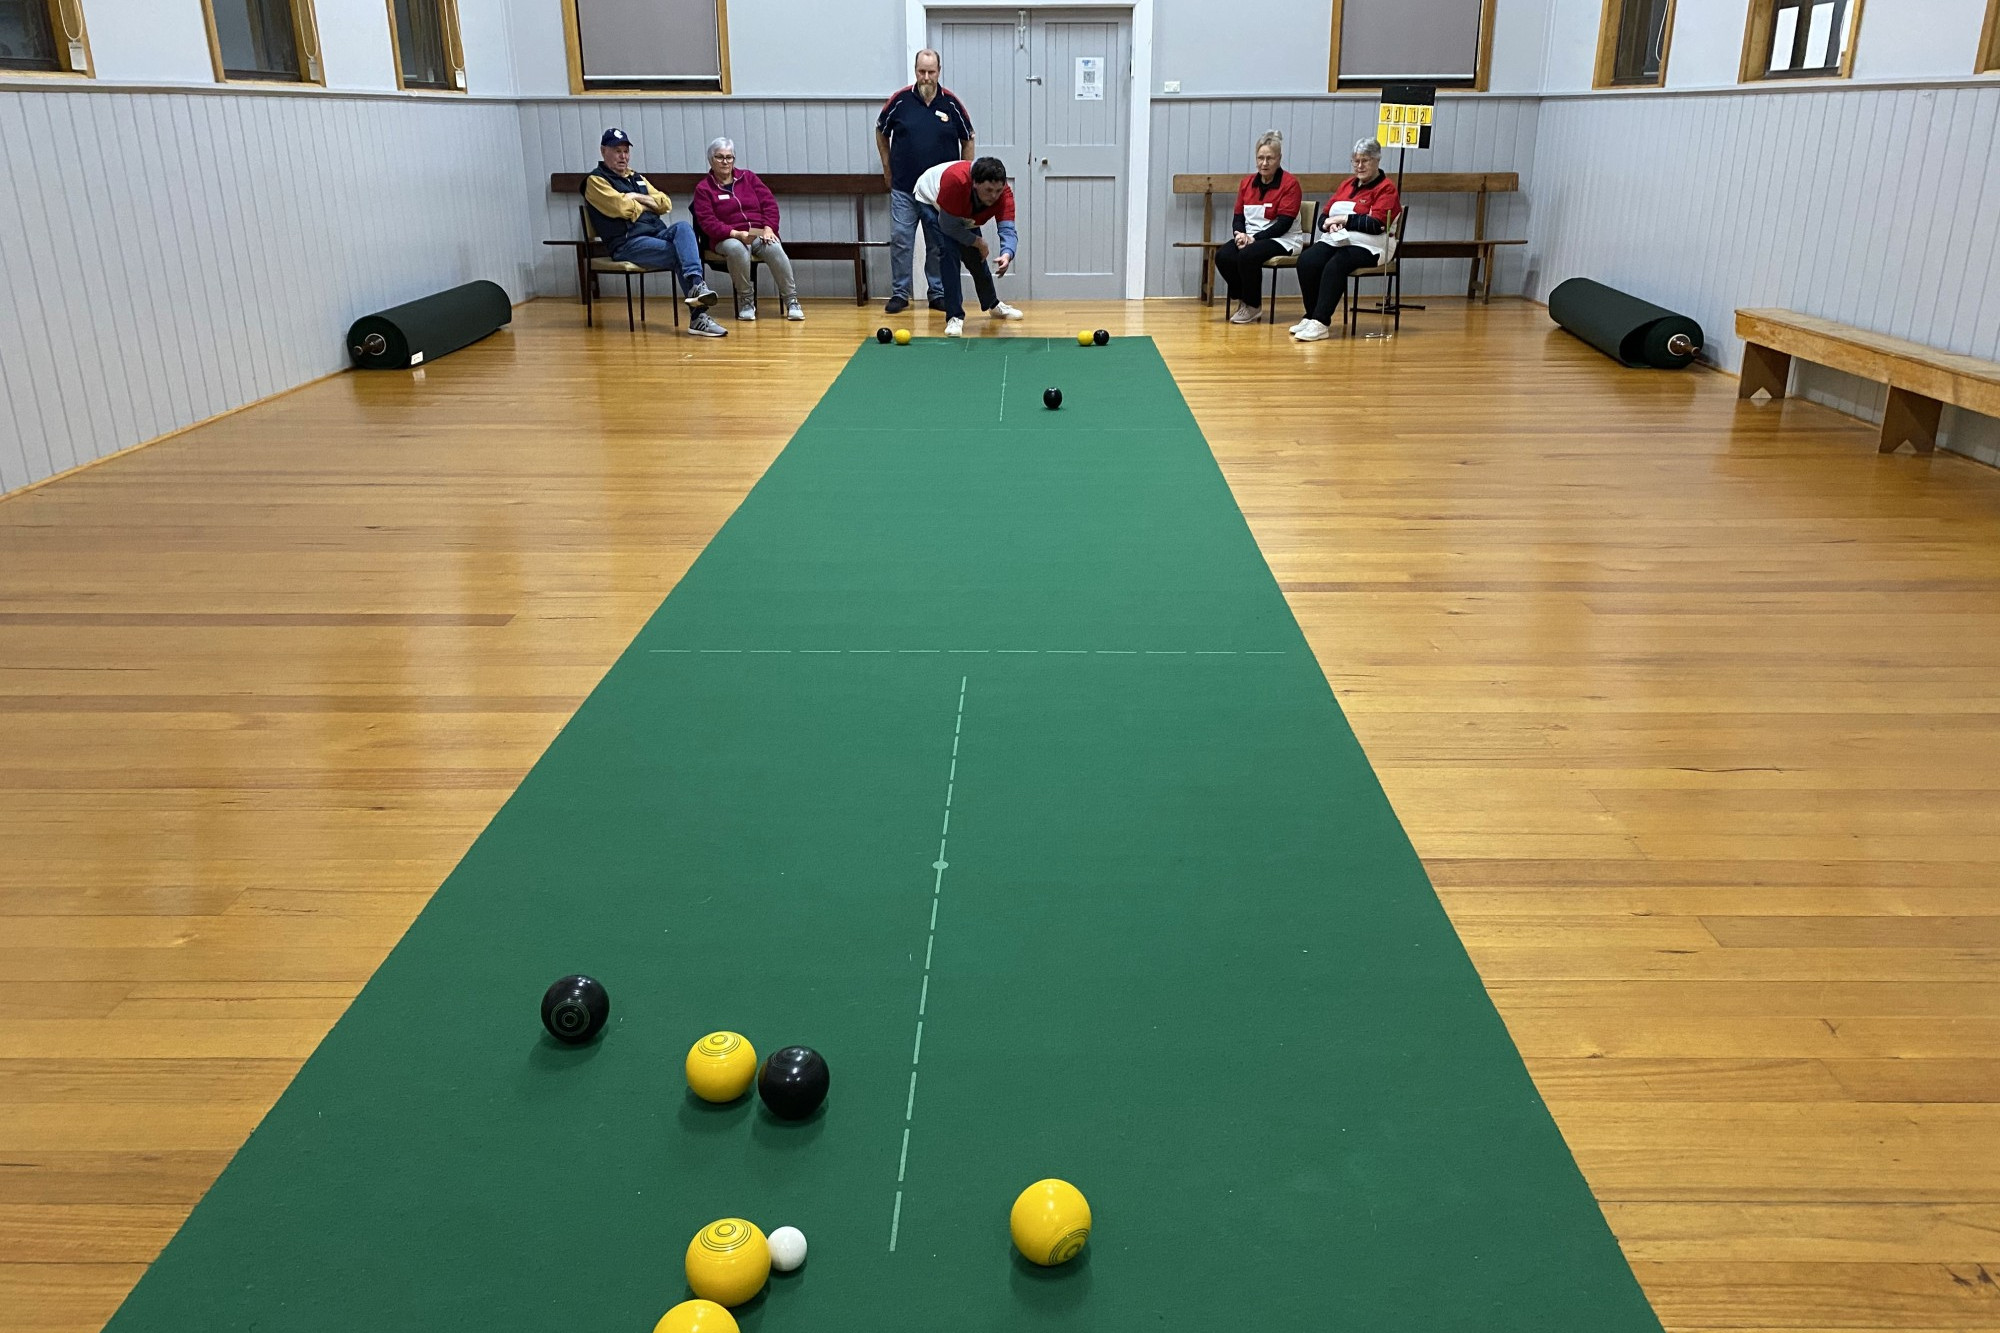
1212, 130, 1303, 324
1291, 139, 1402, 341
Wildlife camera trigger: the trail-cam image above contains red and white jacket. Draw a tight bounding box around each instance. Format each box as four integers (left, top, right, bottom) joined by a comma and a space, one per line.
1320, 172, 1402, 255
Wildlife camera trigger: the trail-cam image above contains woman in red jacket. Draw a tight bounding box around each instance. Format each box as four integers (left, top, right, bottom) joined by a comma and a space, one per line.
1212, 130, 1303, 324
692, 138, 803, 322
1291, 139, 1401, 341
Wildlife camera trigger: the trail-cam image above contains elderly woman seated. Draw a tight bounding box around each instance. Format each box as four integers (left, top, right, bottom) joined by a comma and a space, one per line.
692, 137, 804, 321
1290, 138, 1402, 341
1211, 129, 1303, 324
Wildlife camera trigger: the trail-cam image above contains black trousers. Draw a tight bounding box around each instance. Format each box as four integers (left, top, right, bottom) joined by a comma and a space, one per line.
1296, 242, 1383, 324
1213, 236, 1288, 307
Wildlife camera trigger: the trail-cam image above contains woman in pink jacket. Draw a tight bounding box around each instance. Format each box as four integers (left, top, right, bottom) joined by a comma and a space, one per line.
692, 138, 803, 322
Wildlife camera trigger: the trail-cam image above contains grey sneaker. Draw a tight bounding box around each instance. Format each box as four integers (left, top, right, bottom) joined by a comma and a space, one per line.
784, 298, 805, 321
686, 311, 728, 337
685, 282, 720, 310
736, 301, 757, 322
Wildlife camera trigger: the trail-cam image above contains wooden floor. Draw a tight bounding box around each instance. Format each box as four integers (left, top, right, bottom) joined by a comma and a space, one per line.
3, 296, 1999, 1333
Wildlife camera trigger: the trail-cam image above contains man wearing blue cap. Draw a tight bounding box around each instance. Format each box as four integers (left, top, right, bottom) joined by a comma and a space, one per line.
583, 128, 727, 337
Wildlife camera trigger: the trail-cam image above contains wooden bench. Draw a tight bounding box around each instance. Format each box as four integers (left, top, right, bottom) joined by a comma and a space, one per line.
1170, 171, 1522, 305
1736, 309, 2000, 456
546, 172, 890, 306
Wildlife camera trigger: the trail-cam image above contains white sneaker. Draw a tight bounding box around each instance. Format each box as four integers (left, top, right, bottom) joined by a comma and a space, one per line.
1288, 319, 1311, 335
736, 302, 757, 322
944, 317, 964, 337
784, 298, 805, 321
1293, 319, 1331, 341
1228, 305, 1261, 324
987, 301, 1024, 320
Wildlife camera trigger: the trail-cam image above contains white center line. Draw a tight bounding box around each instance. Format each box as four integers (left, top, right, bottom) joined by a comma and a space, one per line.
891, 674, 970, 1253
999, 355, 1010, 423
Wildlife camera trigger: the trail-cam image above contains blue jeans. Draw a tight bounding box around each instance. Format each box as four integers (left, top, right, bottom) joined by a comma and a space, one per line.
913, 203, 1000, 320
612, 217, 706, 295
889, 188, 943, 302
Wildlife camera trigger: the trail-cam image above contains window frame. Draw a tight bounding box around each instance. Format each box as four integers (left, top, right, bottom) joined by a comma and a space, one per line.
385, 0, 466, 93
1979, 0, 2000, 73
0, 0, 95, 78
1739, 0, 1864, 82
198, 0, 327, 87
1593, 0, 1677, 88
561, 0, 732, 97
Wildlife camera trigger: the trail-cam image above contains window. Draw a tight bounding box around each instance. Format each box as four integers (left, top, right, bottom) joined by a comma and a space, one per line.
1594, 0, 1676, 87
1740, 0, 1863, 80
0, 0, 92, 75
1327, 0, 1497, 91
562, 0, 730, 94
388, 0, 464, 91
200, 0, 324, 84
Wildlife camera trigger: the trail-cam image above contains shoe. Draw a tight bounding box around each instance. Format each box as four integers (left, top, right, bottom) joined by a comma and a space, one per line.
686, 311, 728, 337
884, 296, 910, 315
784, 298, 805, 321
1228, 305, 1261, 324
987, 301, 1023, 320
1293, 319, 1331, 341
736, 302, 757, 322
944, 317, 964, 337
1288, 319, 1311, 335
686, 282, 720, 310
926, 296, 945, 310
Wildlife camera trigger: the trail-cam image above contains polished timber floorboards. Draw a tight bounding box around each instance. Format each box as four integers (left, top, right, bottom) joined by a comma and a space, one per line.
3, 297, 1999, 1333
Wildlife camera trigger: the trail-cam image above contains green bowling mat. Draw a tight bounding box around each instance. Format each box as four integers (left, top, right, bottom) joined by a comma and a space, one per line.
104, 337, 1663, 1333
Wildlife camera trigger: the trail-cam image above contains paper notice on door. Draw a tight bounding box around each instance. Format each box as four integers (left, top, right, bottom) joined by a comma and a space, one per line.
1075, 56, 1103, 100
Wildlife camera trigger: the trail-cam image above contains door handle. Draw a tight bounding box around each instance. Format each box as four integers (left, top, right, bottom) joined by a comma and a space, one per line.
1039, 158, 1050, 167
1025, 74, 1043, 83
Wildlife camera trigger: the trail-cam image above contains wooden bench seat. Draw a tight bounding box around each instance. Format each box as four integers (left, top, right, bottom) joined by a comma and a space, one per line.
546, 172, 890, 306
1170, 171, 1522, 305
1735, 308, 2000, 455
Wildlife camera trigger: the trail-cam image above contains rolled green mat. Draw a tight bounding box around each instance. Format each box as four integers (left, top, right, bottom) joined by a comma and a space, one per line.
1548, 277, 1703, 369
346, 280, 512, 370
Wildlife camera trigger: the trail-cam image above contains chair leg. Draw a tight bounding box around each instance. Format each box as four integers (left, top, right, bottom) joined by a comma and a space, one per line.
1266, 266, 1277, 324
639, 274, 647, 327
585, 268, 595, 327
1392, 269, 1401, 331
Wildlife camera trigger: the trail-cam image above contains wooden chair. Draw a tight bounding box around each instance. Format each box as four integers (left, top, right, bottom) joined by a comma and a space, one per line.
1257, 201, 1317, 325
579, 205, 678, 332
1345, 207, 1408, 336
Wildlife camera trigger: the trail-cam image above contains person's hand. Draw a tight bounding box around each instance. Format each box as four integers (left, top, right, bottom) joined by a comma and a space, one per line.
1233, 231, 1250, 249
994, 252, 1012, 276
757, 226, 777, 242
1328, 215, 1347, 231
734, 229, 752, 243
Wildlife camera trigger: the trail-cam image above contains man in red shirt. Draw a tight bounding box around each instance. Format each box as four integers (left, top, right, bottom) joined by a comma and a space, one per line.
911, 157, 1022, 337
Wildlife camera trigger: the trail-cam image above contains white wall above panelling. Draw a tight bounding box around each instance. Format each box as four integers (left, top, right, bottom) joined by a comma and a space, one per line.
80, 0, 219, 85
503, 0, 573, 96
457, 0, 521, 97
730, 0, 905, 95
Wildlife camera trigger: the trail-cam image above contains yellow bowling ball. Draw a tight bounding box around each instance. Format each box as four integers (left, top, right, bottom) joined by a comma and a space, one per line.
893, 328, 912, 345
685, 1218, 771, 1307
1076, 329, 1094, 346
1009, 1178, 1091, 1266
685, 1031, 757, 1103
653, 1299, 738, 1333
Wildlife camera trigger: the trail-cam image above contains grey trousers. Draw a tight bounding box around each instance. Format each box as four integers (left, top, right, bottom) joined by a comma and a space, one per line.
711, 237, 799, 303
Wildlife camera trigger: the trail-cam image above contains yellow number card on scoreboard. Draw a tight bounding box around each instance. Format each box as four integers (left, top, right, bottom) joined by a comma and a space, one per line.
1375, 83, 1436, 151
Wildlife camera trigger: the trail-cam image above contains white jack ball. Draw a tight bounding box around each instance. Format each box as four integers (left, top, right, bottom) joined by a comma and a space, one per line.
767, 1225, 808, 1272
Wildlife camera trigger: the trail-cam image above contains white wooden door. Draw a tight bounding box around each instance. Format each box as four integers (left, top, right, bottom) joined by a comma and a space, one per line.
928, 7, 1130, 301
1025, 12, 1129, 300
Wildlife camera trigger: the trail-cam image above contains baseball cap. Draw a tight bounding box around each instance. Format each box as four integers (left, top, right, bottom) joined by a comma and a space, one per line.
601, 128, 631, 147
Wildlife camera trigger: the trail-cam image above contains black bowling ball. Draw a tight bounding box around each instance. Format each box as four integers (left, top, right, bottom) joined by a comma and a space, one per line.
1043, 387, 1063, 410
540, 974, 609, 1045
758, 1045, 831, 1120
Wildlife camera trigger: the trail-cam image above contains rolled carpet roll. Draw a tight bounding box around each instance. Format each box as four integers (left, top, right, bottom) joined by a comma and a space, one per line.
346, 280, 511, 370
1548, 277, 1703, 369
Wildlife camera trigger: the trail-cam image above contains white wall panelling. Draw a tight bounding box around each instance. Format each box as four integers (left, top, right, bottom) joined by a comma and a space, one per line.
0, 88, 534, 496
1147, 95, 1541, 298
1529, 83, 2000, 465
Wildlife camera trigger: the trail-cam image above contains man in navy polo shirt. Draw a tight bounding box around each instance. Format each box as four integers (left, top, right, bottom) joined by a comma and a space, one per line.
874, 49, 975, 315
